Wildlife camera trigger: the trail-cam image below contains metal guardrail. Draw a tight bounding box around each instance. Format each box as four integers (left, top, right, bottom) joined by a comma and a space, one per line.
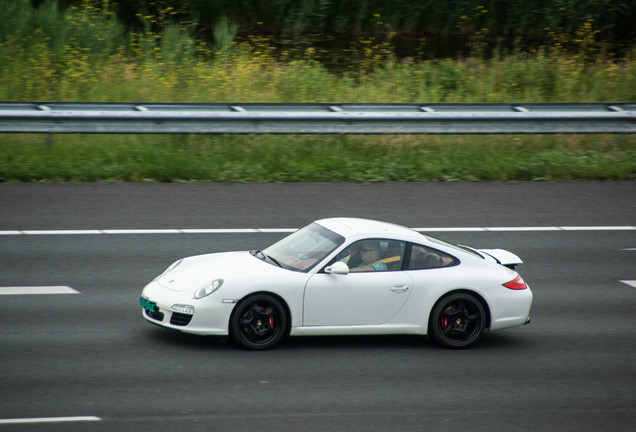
0, 102, 634, 134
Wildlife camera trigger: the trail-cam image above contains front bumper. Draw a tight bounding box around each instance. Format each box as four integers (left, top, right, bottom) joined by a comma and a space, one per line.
140, 280, 235, 336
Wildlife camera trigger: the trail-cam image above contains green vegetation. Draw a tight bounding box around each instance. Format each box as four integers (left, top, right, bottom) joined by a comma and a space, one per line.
0, 0, 634, 182
2, 134, 633, 182
27, 0, 636, 55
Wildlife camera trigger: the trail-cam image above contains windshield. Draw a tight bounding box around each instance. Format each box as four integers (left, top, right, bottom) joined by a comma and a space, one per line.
263, 222, 345, 272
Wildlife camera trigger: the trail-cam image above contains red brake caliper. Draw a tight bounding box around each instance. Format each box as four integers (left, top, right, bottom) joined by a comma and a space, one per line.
267, 308, 274, 327
441, 314, 448, 330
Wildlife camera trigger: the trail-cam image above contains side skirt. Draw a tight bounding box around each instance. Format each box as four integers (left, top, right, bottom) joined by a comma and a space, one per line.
290, 324, 425, 337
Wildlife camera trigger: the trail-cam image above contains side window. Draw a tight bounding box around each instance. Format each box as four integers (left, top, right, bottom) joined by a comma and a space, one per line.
407, 244, 458, 270
332, 239, 406, 272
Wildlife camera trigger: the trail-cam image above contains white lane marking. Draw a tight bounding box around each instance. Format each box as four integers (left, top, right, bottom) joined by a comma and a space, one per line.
412, 226, 635, 232
0, 286, 79, 295
484, 227, 562, 232
0, 416, 100, 424
561, 226, 635, 231
101, 229, 182, 234
21, 230, 103, 235
621, 248, 636, 251
0, 226, 634, 235
620, 280, 636, 288
180, 228, 259, 234
413, 227, 486, 232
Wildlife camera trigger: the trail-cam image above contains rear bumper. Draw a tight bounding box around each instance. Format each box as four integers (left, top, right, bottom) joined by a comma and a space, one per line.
485, 284, 533, 331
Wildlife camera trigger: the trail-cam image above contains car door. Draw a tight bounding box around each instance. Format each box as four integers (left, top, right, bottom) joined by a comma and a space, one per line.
303, 239, 413, 326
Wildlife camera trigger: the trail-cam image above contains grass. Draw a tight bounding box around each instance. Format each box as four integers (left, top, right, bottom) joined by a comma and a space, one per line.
0, 0, 634, 182
1, 134, 633, 182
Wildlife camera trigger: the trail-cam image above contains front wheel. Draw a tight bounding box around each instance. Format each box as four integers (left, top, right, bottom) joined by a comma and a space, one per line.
230, 294, 288, 350
430, 293, 486, 349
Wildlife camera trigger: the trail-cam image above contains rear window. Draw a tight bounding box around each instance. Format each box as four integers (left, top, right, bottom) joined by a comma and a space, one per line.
406, 244, 459, 270
424, 234, 482, 258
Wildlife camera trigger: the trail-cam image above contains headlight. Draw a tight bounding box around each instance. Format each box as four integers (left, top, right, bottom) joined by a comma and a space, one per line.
194, 279, 224, 299
162, 259, 183, 276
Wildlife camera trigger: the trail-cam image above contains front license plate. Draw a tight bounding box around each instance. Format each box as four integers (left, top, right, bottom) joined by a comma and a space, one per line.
140, 297, 157, 313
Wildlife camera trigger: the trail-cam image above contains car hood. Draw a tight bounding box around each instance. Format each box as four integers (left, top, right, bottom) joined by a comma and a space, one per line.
476, 248, 523, 266
155, 251, 274, 292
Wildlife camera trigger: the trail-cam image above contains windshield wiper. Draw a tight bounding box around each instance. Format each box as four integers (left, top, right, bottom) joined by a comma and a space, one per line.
250, 250, 282, 267
265, 254, 283, 268
250, 249, 266, 260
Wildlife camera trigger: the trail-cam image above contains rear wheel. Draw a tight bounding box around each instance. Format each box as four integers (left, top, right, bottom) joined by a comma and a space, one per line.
430, 293, 486, 349
230, 294, 288, 350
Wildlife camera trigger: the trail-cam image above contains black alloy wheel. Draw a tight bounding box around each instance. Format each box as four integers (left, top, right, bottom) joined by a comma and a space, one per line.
230, 294, 288, 350
430, 292, 486, 349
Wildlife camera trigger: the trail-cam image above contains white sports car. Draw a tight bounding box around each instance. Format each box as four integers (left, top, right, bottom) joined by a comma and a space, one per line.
140, 218, 532, 349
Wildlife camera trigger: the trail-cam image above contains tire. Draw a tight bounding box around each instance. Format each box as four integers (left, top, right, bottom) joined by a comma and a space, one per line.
230, 294, 288, 350
430, 292, 486, 349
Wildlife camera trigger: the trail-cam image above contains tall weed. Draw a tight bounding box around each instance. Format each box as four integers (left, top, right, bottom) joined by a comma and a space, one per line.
0, 0, 634, 182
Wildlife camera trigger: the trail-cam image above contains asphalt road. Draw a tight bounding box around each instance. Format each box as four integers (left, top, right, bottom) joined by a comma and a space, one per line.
1, 181, 635, 431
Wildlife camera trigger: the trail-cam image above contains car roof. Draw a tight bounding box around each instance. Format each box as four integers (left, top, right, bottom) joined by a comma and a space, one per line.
315, 217, 421, 240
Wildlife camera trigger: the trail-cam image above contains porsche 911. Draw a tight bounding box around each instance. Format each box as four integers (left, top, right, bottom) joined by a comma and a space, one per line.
140, 218, 532, 349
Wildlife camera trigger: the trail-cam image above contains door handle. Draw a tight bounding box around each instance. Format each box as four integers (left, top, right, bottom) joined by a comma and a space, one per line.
390, 285, 409, 293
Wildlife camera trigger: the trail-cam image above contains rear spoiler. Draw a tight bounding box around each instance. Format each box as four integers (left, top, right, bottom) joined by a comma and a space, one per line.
475, 248, 523, 269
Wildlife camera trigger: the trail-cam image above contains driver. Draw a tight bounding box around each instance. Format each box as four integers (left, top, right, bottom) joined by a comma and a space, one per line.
350, 240, 387, 272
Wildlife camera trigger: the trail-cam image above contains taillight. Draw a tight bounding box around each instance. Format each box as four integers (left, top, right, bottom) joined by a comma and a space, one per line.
503, 274, 528, 290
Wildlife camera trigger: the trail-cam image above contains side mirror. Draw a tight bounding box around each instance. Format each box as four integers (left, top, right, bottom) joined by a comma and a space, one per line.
324, 261, 349, 275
